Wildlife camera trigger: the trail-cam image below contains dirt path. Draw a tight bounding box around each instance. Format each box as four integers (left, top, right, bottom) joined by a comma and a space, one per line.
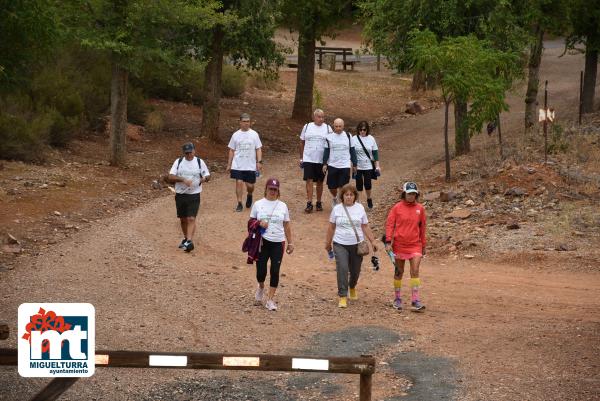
1, 44, 599, 401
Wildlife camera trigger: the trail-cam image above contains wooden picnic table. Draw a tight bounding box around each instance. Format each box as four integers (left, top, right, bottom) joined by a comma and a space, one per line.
315, 47, 356, 70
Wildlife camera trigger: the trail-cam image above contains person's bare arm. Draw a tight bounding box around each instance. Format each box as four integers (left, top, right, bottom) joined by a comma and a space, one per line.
325, 222, 335, 251
256, 148, 263, 172
284, 221, 294, 254
362, 224, 378, 252
227, 148, 234, 171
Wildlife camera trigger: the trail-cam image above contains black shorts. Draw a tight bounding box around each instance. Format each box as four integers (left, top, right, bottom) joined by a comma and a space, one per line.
303, 162, 325, 182
355, 169, 373, 191
175, 193, 200, 218
230, 169, 257, 184
326, 166, 351, 189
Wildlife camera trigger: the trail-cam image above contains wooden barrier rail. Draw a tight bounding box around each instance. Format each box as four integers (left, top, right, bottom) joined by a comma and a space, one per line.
0, 348, 375, 401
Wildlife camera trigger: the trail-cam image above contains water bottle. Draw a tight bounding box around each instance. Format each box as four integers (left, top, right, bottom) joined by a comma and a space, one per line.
327, 249, 335, 261
255, 170, 260, 178
386, 250, 396, 265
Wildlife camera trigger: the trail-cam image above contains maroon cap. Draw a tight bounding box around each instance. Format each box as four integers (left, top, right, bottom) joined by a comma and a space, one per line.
266, 178, 280, 189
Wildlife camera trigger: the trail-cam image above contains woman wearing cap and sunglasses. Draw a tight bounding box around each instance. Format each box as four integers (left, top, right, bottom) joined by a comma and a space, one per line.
351, 121, 380, 209
384, 182, 427, 312
249, 178, 294, 311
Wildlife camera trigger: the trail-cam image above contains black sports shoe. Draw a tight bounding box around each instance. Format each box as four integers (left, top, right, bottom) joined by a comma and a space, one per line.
245, 194, 253, 208
184, 240, 194, 253
178, 238, 187, 249
367, 198, 374, 209
315, 201, 323, 211
304, 202, 313, 213
235, 202, 243, 212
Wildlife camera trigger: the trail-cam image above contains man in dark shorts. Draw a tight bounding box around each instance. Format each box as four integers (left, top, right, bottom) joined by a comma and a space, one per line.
299, 108, 331, 212
227, 113, 263, 212
322, 118, 357, 205
168, 142, 210, 252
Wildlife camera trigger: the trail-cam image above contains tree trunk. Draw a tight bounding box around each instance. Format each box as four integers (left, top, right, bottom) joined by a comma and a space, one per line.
444, 100, 451, 182
411, 70, 438, 91
454, 97, 470, 155
525, 25, 544, 131
201, 26, 225, 142
110, 62, 128, 166
292, 23, 316, 121
582, 48, 598, 113
411, 70, 426, 91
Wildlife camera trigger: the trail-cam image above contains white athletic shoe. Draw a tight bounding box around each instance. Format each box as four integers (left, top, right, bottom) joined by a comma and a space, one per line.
255, 287, 265, 305
265, 299, 278, 311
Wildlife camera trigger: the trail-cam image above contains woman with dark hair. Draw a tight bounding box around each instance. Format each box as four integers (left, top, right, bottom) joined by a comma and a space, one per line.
384, 182, 427, 312
325, 184, 378, 308
250, 178, 294, 311
351, 121, 380, 209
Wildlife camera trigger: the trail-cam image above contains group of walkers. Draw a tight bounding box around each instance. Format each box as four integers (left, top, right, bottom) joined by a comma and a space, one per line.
299, 109, 381, 212
167, 110, 426, 313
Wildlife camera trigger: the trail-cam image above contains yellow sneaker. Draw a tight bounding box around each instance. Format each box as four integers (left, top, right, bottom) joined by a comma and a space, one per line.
349, 288, 358, 300
338, 296, 347, 308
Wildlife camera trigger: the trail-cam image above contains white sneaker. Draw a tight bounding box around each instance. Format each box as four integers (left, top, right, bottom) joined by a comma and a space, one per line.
255, 287, 265, 305
265, 299, 278, 311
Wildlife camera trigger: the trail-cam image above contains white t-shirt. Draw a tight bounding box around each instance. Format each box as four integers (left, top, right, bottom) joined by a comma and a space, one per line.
169, 157, 210, 194
228, 129, 262, 171
324, 131, 353, 169
352, 135, 378, 171
300, 122, 331, 163
250, 199, 290, 243
329, 203, 368, 245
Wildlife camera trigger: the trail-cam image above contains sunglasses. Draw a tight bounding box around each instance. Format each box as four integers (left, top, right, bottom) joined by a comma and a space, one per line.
359, 128, 367, 131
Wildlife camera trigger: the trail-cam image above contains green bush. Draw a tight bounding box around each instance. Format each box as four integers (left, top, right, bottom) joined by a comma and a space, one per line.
0, 110, 52, 162
133, 59, 204, 104
221, 65, 247, 97
145, 110, 164, 133
127, 87, 151, 126
249, 71, 279, 90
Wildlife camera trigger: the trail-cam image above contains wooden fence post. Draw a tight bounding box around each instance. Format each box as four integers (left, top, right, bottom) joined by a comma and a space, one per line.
360, 373, 373, 401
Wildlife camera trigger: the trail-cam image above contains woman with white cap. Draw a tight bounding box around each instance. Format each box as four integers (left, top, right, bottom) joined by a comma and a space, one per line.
249, 177, 294, 311
384, 182, 427, 312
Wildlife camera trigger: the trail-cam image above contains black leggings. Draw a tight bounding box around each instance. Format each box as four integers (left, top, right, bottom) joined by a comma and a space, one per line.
256, 238, 284, 288
355, 170, 372, 191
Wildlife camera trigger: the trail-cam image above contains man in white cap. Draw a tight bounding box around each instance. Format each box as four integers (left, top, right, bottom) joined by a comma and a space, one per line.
168, 142, 210, 252
227, 113, 263, 212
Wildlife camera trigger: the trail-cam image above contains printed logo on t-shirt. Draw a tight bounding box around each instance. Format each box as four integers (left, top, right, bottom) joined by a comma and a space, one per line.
416, 209, 421, 215
237, 142, 253, 157
337, 216, 362, 230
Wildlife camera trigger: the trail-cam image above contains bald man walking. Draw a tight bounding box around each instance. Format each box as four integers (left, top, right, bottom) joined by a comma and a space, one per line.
322, 118, 357, 204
